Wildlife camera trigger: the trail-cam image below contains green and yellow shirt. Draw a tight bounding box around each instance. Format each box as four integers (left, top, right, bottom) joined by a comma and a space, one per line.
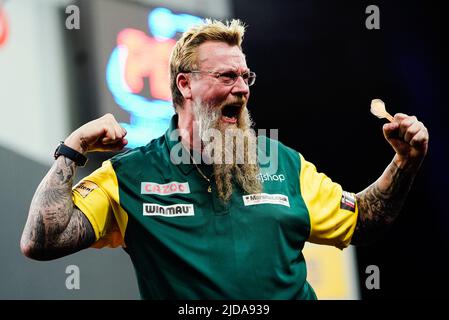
72, 115, 358, 299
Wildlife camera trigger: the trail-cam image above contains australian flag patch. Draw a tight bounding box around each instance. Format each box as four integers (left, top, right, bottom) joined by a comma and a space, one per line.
341, 191, 356, 212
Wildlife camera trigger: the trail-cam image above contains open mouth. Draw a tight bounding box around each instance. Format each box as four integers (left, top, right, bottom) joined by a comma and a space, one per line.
221, 104, 243, 124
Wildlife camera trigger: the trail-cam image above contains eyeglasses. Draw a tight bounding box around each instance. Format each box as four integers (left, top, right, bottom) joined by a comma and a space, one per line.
187, 70, 256, 86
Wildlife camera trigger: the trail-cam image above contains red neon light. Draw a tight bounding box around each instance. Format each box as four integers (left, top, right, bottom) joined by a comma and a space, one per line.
0, 7, 8, 47
117, 28, 175, 101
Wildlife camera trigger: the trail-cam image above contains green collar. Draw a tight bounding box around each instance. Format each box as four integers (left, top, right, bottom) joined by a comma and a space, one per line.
164, 114, 195, 175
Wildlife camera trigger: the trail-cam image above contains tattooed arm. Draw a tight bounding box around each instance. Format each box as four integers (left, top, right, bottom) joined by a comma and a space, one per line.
351, 113, 429, 246
351, 160, 417, 245
20, 113, 128, 260
20, 157, 95, 260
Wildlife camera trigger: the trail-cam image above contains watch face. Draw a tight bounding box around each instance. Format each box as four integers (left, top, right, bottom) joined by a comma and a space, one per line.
54, 144, 62, 159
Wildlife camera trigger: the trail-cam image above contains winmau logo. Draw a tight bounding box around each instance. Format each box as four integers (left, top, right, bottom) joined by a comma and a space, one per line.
143, 203, 194, 217
256, 173, 285, 183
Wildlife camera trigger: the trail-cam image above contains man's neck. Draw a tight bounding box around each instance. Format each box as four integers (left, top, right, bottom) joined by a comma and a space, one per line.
176, 107, 201, 153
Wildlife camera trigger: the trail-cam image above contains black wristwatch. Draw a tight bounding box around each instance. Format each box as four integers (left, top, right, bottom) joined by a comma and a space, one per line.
54, 142, 88, 167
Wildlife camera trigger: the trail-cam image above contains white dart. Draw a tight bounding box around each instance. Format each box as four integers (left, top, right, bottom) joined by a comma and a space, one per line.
370, 99, 394, 122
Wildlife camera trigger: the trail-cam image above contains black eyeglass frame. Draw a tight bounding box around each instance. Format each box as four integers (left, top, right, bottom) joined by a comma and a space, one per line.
186, 70, 256, 86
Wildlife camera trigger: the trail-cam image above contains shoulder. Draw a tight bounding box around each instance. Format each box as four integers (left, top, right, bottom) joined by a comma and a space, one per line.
257, 135, 304, 173
110, 135, 167, 168
257, 135, 303, 162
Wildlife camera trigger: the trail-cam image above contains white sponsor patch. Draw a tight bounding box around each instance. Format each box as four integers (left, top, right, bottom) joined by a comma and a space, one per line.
141, 181, 190, 195
143, 203, 194, 217
242, 193, 290, 207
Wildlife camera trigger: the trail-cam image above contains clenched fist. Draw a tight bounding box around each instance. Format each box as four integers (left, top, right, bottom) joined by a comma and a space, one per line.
64, 113, 128, 154
383, 113, 429, 169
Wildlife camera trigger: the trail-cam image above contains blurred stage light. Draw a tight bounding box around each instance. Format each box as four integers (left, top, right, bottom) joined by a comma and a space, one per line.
0, 5, 9, 47
106, 7, 203, 148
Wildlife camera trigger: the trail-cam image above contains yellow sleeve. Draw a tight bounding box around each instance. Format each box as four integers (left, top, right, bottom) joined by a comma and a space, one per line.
72, 160, 128, 248
299, 154, 358, 249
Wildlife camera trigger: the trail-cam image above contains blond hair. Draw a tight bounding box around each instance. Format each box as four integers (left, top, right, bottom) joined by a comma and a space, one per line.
169, 19, 246, 108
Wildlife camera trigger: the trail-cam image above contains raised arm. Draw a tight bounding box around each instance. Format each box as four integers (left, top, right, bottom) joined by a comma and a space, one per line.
20, 113, 128, 260
351, 113, 429, 245
20, 157, 95, 260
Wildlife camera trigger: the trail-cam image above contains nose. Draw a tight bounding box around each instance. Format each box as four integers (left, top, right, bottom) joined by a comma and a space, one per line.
231, 75, 250, 96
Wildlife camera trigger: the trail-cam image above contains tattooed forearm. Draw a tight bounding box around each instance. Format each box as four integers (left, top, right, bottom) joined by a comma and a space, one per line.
20, 157, 95, 260
351, 160, 417, 245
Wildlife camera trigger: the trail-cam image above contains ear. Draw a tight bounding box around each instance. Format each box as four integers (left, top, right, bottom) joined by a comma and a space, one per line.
176, 73, 192, 100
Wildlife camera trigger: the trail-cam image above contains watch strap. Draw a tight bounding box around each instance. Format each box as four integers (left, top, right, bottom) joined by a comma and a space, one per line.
54, 142, 88, 167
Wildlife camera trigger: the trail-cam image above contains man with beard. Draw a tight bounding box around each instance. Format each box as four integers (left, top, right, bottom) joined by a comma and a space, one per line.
21, 19, 428, 299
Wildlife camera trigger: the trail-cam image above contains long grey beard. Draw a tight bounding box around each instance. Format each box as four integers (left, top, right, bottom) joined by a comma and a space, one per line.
192, 100, 262, 202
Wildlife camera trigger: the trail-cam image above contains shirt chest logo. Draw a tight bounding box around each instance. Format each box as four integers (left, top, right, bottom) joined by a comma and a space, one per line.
243, 193, 290, 207
141, 181, 190, 195
256, 173, 286, 183
143, 203, 194, 217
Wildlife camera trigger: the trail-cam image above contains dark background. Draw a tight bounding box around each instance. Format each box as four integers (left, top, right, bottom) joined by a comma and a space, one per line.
233, 0, 448, 299
2, 0, 446, 300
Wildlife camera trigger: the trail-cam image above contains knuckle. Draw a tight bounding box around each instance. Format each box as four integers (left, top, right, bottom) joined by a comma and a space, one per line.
404, 119, 413, 127
412, 137, 422, 145
417, 121, 423, 127
105, 113, 116, 123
